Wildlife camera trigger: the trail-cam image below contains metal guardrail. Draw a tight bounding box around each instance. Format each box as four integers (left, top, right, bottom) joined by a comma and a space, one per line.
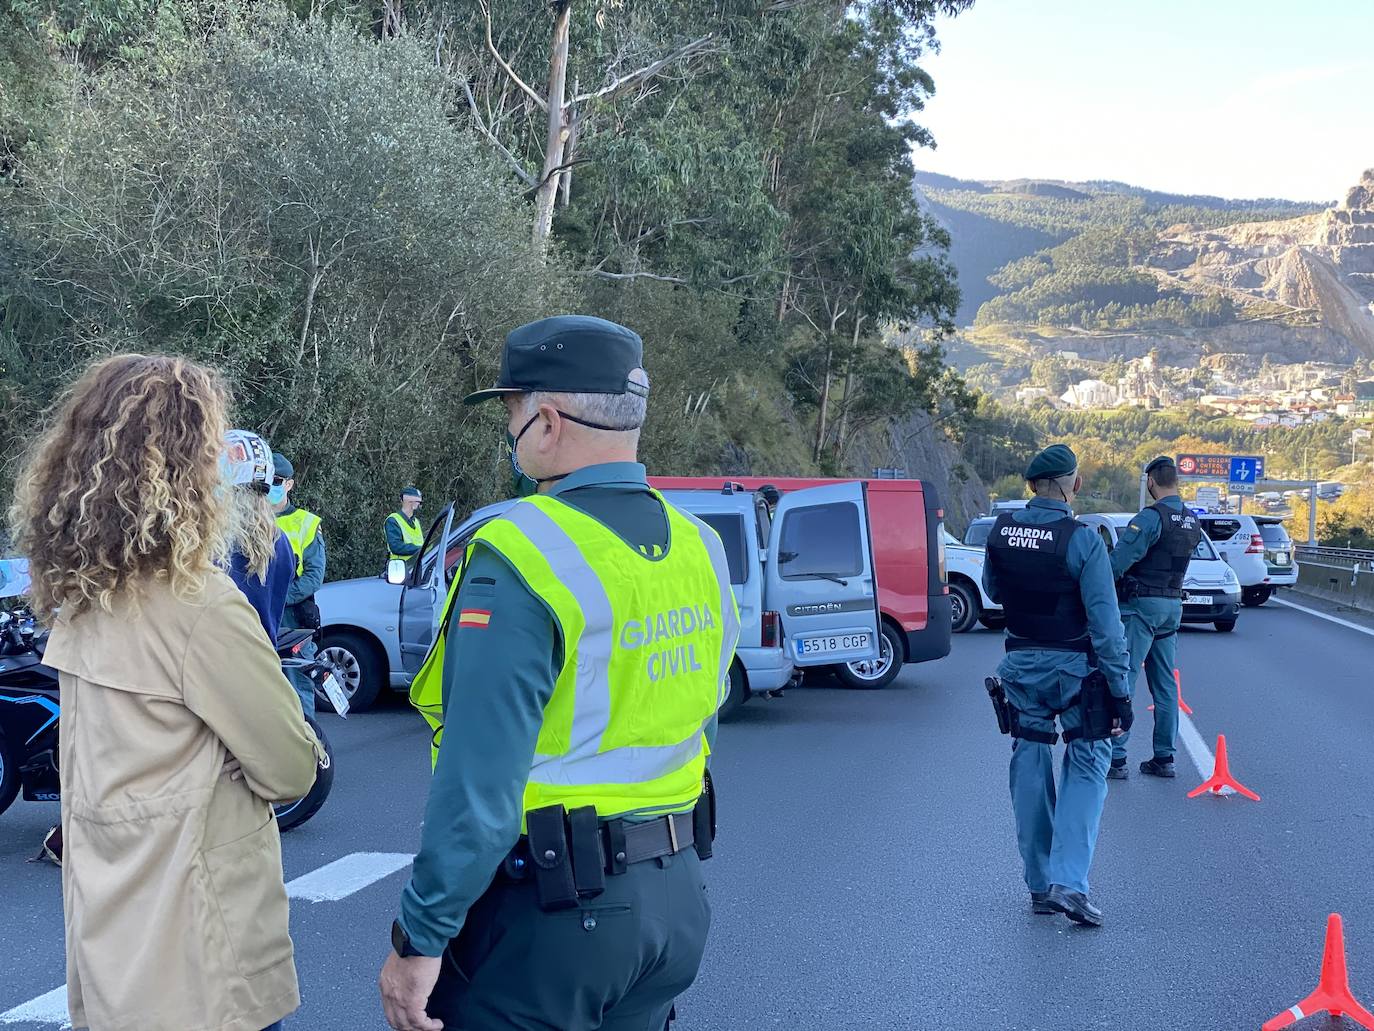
1296, 545, 1374, 568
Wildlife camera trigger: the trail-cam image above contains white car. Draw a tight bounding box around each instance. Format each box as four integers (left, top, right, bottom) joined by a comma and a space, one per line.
1197, 513, 1297, 607
944, 523, 1002, 633
1080, 513, 1242, 632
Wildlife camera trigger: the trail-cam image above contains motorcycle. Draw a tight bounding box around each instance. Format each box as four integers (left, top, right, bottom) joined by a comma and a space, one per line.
0, 611, 341, 833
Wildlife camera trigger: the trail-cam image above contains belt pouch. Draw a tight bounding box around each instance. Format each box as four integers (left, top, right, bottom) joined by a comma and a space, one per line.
567, 806, 606, 898
526, 805, 578, 911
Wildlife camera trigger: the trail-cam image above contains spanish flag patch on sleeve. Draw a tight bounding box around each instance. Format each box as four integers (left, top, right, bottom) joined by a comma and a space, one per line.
458, 609, 492, 629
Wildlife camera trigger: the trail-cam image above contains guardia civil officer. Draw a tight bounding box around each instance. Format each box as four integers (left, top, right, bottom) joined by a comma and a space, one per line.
379, 315, 741, 1031
1107, 456, 1201, 780
982, 445, 1133, 927
385, 487, 425, 565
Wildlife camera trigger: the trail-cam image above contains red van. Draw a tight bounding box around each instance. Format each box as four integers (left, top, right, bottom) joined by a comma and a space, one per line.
649, 477, 951, 689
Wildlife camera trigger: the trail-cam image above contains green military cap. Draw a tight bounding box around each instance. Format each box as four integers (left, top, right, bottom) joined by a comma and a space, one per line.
272, 451, 294, 481
1144, 455, 1175, 477
401, 486, 422, 499
1024, 443, 1078, 481
463, 315, 648, 405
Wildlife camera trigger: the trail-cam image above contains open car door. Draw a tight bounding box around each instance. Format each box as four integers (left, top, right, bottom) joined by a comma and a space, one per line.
765, 482, 880, 667
397, 504, 457, 677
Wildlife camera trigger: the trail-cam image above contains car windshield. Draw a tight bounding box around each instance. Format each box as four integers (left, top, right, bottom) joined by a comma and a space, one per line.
1257, 523, 1291, 545
964, 520, 994, 547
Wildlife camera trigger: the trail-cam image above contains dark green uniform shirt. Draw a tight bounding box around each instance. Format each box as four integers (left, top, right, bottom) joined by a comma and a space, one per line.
385, 511, 424, 560
398, 462, 715, 958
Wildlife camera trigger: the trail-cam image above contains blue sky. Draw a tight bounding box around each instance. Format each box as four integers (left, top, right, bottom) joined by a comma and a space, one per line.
915, 0, 1372, 202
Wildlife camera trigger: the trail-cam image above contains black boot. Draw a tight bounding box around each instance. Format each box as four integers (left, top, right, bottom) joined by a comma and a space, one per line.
1107, 759, 1129, 780
1030, 891, 1056, 915
1139, 757, 1176, 778
1046, 885, 1104, 927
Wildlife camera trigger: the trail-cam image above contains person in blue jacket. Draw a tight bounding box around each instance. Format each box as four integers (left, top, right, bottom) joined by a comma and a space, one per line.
982, 444, 1134, 927
222, 430, 296, 643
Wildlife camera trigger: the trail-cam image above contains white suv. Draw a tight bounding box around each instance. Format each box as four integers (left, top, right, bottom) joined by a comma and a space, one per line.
944, 523, 1003, 633
1197, 514, 1294, 607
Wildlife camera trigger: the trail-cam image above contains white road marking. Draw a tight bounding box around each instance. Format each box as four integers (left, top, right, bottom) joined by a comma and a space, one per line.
285, 851, 414, 903
2, 852, 415, 1026
1273, 596, 1374, 638
0, 986, 69, 1027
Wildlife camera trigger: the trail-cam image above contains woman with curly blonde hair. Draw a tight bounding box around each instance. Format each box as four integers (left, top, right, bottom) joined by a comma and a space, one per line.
11, 353, 322, 1031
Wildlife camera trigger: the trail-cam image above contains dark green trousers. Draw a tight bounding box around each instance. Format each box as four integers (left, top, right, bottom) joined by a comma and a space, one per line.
427, 849, 711, 1030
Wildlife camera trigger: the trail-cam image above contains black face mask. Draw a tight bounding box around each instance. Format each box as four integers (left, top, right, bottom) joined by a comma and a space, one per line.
506, 409, 635, 497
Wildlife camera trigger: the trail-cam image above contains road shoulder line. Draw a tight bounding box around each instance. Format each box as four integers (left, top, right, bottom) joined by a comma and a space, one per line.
1273, 597, 1374, 638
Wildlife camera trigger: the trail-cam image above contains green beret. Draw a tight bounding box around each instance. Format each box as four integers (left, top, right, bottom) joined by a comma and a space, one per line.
1025, 443, 1078, 481
1144, 456, 1175, 477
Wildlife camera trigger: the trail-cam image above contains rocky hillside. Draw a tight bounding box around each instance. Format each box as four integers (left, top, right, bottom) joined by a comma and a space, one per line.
1148, 169, 1374, 356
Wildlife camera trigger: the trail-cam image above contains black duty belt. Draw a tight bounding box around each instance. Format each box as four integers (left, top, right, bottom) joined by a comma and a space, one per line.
1130, 586, 1183, 599
504, 811, 695, 881
1004, 636, 1093, 655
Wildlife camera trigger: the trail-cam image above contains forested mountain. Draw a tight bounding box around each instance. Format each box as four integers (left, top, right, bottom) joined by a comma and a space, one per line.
0, 0, 983, 575
914, 171, 1324, 325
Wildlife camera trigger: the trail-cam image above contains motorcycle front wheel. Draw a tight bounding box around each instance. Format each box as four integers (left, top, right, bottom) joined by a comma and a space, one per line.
274, 714, 334, 832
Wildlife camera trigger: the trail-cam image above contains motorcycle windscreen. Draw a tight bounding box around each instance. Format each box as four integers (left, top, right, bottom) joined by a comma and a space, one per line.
397, 504, 456, 677
765, 482, 881, 667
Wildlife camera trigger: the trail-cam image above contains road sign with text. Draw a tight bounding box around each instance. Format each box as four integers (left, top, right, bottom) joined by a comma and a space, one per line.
1228, 456, 1264, 494
1175, 454, 1231, 479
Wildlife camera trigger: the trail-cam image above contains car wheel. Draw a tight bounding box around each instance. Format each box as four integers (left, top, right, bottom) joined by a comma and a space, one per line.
719, 662, 748, 721
836, 622, 905, 690
948, 581, 981, 634
317, 630, 385, 712
1214, 619, 1237, 633
979, 614, 1006, 631
1241, 586, 1272, 608
0, 727, 19, 817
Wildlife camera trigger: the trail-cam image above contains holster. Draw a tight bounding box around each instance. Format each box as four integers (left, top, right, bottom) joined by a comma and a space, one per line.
1065, 669, 1114, 742
567, 806, 606, 900
984, 677, 1013, 735
1117, 577, 1139, 604
693, 770, 717, 861
525, 804, 578, 911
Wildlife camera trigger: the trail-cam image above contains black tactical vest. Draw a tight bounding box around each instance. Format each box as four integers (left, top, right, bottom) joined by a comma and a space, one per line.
985, 512, 1089, 645
1124, 501, 1202, 597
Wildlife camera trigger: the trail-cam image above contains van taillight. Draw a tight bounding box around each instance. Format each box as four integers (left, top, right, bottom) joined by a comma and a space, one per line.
1246, 534, 1264, 554
761, 611, 781, 649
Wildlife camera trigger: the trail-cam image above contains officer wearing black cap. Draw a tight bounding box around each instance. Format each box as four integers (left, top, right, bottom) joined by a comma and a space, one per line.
380, 315, 740, 1031
982, 444, 1133, 927
1107, 456, 1201, 780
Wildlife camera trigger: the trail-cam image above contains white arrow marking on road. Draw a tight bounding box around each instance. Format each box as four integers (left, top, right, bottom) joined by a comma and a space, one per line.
2, 852, 416, 1026
285, 851, 414, 902
1273, 597, 1374, 638
0, 986, 70, 1028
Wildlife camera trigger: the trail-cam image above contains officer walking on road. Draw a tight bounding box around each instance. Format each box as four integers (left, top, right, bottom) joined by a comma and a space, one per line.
272, 452, 326, 716
385, 487, 425, 566
379, 315, 741, 1031
1107, 456, 1201, 780
982, 444, 1134, 927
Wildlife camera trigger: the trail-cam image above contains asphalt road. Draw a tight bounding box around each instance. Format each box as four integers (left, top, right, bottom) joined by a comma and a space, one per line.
3, 597, 1373, 1030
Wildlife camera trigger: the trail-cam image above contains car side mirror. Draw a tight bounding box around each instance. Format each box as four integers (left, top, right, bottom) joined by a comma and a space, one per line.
386, 559, 407, 585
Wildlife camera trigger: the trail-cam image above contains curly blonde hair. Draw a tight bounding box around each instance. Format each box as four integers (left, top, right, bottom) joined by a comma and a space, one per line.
11, 353, 233, 620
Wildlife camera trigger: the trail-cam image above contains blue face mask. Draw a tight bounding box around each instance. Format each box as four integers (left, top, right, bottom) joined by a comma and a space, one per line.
268, 483, 287, 505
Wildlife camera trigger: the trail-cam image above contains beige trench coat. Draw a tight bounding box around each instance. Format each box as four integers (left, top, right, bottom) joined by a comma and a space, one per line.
43, 570, 323, 1031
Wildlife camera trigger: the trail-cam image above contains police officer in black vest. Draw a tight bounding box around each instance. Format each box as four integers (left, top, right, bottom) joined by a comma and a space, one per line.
982, 445, 1133, 926
1107, 456, 1202, 780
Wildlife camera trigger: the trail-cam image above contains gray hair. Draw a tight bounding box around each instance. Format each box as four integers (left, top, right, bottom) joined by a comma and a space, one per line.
1031, 471, 1077, 498
521, 368, 650, 432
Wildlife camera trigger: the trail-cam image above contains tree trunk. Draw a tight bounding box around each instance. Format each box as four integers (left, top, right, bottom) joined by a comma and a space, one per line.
833, 310, 862, 461
532, 1, 572, 248
813, 342, 832, 463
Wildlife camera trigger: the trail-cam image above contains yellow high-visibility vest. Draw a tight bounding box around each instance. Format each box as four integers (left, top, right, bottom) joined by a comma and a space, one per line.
410, 491, 740, 822
276, 508, 322, 577
387, 512, 425, 562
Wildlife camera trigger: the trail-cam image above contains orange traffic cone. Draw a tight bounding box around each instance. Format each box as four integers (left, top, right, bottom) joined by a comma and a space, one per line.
1148, 669, 1194, 715
1263, 914, 1374, 1030
1187, 734, 1260, 801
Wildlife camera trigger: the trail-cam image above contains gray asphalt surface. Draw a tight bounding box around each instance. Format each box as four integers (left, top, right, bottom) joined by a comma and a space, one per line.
2, 598, 1372, 1030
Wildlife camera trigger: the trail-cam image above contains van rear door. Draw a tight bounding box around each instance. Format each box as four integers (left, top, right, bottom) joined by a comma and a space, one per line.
765, 483, 880, 667
397, 504, 457, 677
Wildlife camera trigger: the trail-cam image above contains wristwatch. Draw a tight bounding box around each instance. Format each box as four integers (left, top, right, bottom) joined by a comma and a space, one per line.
391, 919, 424, 958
